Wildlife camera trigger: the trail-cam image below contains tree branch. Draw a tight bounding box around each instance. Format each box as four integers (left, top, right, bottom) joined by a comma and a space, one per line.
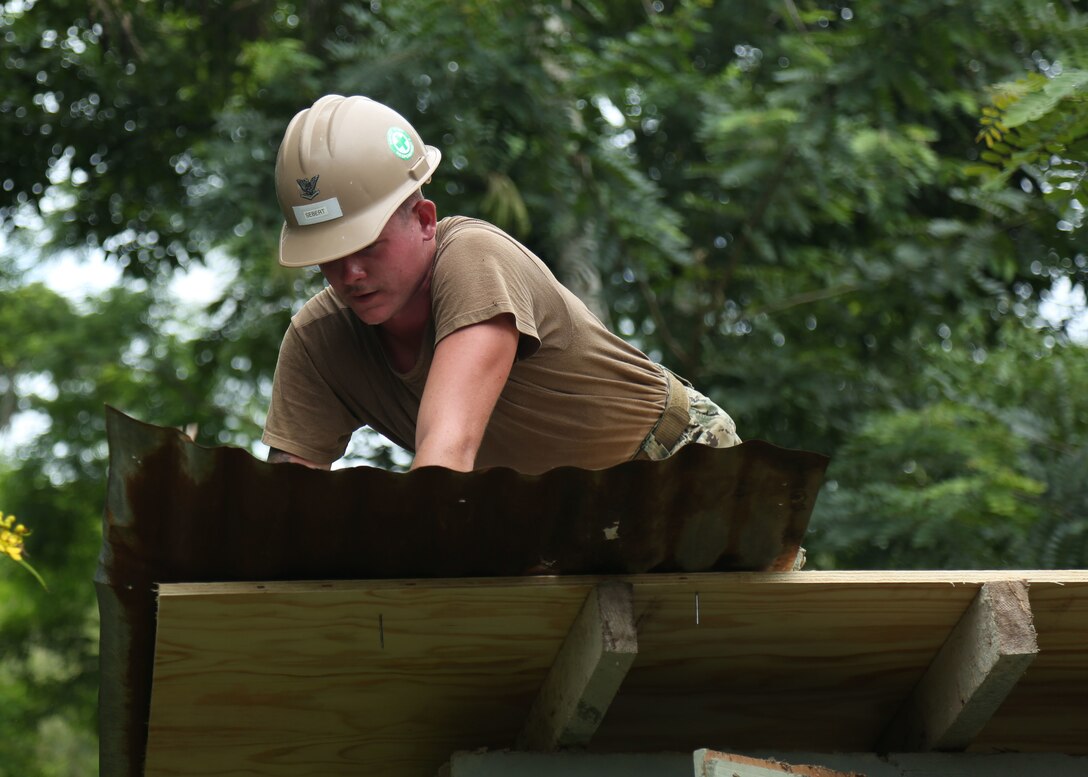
638, 276, 692, 373
694, 148, 798, 359
746, 282, 863, 317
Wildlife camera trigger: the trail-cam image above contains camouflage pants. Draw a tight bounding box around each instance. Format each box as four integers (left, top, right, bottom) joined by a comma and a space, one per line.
637, 378, 741, 461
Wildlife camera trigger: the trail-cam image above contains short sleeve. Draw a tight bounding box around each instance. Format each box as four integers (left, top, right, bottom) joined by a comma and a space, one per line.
430, 228, 542, 359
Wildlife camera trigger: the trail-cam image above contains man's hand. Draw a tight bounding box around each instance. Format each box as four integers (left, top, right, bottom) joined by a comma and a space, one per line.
267, 447, 330, 470
412, 314, 519, 472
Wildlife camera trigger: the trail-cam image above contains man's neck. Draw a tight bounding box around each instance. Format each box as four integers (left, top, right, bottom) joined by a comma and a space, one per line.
378, 321, 425, 373
378, 276, 433, 373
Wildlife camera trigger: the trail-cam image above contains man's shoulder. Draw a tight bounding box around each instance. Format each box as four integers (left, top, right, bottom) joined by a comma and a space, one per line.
437, 216, 522, 251
435, 217, 547, 278
291, 286, 349, 330
283, 286, 375, 365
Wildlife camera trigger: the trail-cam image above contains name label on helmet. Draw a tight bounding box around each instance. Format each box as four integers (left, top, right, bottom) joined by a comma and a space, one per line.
292, 197, 343, 226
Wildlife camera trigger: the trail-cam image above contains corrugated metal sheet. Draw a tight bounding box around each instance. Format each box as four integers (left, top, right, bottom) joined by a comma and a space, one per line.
95, 406, 828, 776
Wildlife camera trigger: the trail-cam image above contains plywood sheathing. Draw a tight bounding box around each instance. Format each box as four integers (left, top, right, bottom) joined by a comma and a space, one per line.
144, 571, 1088, 777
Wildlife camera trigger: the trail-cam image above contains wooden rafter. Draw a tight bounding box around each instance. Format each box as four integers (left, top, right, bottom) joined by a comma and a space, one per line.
878, 580, 1039, 752
517, 581, 638, 750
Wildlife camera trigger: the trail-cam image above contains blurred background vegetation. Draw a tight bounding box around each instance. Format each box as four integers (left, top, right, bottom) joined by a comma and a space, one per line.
1, 1, 1086, 773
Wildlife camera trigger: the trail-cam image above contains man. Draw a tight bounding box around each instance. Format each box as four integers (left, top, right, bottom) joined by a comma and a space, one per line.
263, 94, 739, 474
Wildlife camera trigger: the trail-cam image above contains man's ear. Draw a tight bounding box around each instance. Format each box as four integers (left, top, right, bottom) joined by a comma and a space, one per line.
414, 198, 438, 240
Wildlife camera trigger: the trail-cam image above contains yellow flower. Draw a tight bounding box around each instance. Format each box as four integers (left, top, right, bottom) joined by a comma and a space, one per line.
1, 511, 47, 590
0, 512, 28, 561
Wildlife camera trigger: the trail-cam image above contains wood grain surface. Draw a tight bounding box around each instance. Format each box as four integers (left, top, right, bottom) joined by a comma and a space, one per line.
144, 571, 1088, 776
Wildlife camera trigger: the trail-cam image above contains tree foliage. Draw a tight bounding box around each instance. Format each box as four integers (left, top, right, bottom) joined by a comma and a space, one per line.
976, 66, 1088, 231
813, 320, 1088, 569
0, 268, 227, 776
1, 1, 1087, 771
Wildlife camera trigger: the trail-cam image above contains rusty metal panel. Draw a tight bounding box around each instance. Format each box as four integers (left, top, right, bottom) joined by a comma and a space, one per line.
96, 406, 828, 776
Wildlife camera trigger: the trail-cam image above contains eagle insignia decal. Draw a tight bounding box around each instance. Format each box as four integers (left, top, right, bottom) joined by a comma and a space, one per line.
296, 175, 320, 201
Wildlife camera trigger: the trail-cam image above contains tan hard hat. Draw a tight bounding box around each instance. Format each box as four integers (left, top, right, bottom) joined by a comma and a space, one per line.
274, 95, 441, 268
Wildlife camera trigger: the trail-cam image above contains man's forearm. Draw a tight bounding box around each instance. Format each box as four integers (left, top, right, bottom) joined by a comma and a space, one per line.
411, 314, 518, 473
410, 434, 477, 472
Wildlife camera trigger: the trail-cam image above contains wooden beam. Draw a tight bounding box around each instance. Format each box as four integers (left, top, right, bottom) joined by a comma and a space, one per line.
516, 581, 637, 750
449, 750, 690, 777
879, 580, 1038, 752
451, 750, 1088, 777
695, 750, 863, 777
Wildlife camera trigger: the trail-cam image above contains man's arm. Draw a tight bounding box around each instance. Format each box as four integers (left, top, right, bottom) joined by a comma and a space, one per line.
412, 313, 519, 472
267, 447, 331, 470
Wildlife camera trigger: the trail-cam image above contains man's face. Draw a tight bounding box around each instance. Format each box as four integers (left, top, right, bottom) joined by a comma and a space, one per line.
320, 201, 436, 327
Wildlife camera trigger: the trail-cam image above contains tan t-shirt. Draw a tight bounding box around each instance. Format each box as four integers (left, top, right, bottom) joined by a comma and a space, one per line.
262, 216, 669, 474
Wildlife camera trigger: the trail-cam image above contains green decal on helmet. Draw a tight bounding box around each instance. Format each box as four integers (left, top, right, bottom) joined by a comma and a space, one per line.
387, 127, 414, 160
